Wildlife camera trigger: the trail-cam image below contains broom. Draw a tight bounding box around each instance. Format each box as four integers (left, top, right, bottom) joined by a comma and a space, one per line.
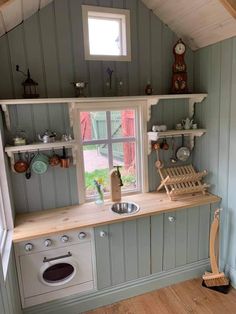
202, 208, 230, 293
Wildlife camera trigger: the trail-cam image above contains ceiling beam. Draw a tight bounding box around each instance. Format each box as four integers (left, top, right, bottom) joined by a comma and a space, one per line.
219, 0, 236, 18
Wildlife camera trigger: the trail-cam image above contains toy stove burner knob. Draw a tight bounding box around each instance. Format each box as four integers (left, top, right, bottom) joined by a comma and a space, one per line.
78, 232, 86, 240
44, 239, 52, 247
25, 243, 33, 252
61, 235, 69, 243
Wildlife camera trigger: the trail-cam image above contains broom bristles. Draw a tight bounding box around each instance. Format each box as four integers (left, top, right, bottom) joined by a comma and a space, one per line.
202, 272, 229, 287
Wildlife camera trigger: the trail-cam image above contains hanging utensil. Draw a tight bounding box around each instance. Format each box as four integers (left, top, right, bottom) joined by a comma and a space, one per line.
25, 153, 35, 179
176, 135, 191, 162
170, 137, 177, 164
60, 146, 70, 168
162, 138, 169, 150
49, 149, 61, 167
154, 145, 163, 169
14, 152, 29, 173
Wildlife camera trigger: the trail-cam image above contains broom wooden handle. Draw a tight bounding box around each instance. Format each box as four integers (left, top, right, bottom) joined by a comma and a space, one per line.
209, 209, 220, 274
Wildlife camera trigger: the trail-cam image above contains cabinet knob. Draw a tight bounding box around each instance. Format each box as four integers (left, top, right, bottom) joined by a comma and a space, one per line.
99, 230, 107, 238
61, 235, 69, 243
168, 216, 176, 223
44, 239, 52, 247
25, 243, 33, 252
78, 232, 86, 240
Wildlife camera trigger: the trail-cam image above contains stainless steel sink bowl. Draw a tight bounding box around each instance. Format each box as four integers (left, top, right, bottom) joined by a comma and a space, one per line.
110, 202, 140, 215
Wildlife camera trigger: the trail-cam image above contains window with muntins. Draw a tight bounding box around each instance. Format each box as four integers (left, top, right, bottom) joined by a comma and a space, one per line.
80, 108, 140, 200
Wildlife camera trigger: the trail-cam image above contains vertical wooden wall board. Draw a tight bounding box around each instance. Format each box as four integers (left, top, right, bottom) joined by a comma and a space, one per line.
161, 25, 174, 94
109, 223, 125, 285
163, 211, 176, 270
175, 209, 187, 267
187, 207, 200, 263
150, 14, 162, 94
54, 167, 71, 208
198, 204, 210, 260
137, 217, 151, 277
69, 0, 88, 85
207, 44, 221, 195
123, 219, 138, 281
7, 25, 27, 99
218, 40, 233, 260
225, 37, 236, 268
137, 1, 151, 94
0, 36, 14, 98
54, 0, 74, 97
68, 166, 79, 205
94, 225, 111, 289
23, 14, 47, 98
150, 214, 163, 273
125, 0, 139, 96
39, 3, 61, 97
10, 172, 28, 213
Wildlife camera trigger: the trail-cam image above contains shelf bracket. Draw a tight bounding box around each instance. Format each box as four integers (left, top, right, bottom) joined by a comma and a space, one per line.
189, 95, 207, 119
1, 104, 11, 130
147, 97, 160, 121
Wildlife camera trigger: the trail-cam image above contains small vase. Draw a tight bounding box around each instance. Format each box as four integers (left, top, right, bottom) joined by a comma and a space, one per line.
95, 187, 104, 205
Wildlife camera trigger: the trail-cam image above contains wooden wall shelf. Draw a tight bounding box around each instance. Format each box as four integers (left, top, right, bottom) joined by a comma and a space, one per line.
5, 140, 77, 171
147, 129, 206, 154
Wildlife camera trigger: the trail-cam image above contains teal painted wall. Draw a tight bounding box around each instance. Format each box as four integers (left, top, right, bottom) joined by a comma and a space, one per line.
193, 36, 236, 286
0, 0, 193, 213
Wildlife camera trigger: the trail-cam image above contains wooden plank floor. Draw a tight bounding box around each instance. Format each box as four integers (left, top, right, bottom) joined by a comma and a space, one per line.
84, 278, 236, 314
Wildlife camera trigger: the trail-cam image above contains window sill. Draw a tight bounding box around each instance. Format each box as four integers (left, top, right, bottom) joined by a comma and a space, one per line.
1, 230, 12, 281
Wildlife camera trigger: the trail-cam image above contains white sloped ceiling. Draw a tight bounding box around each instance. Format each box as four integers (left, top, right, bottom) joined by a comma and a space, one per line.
0, 0, 53, 37
142, 0, 236, 50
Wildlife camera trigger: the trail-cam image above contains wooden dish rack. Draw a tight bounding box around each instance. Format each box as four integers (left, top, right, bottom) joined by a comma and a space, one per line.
157, 164, 209, 200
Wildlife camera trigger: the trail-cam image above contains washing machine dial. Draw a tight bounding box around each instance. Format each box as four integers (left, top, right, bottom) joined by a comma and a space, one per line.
25, 243, 33, 252
78, 232, 86, 240
61, 235, 69, 243
44, 239, 52, 247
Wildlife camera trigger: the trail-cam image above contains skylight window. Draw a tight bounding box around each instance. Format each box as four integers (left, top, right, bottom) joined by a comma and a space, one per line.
82, 5, 131, 61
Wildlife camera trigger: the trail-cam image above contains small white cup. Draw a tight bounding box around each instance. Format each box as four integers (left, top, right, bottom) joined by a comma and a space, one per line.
192, 123, 198, 129
176, 123, 182, 130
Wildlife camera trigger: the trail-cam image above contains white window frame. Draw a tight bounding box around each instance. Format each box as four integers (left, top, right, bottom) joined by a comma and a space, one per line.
82, 5, 131, 61
72, 100, 148, 204
0, 128, 13, 280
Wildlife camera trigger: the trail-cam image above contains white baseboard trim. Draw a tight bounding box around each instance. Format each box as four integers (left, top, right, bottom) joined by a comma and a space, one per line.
23, 259, 210, 314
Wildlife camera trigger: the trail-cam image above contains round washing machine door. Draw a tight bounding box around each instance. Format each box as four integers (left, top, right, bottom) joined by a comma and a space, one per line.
40, 257, 78, 287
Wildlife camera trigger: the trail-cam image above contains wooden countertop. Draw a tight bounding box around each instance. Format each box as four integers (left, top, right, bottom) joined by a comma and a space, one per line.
13, 192, 221, 243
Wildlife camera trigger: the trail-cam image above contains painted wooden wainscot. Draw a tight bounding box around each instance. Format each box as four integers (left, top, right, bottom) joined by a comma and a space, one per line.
14, 191, 220, 314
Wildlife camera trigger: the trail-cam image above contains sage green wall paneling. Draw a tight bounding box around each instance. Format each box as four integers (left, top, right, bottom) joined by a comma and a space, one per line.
0, 250, 22, 314
123, 220, 138, 281
187, 207, 199, 263
175, 208, 187, 267
137, 217, 151, 277
150, 213, 163, 273
194, 37, 236, 282
94, 225, 111, 289
163, 211, 176, 270
198, 204, 210, 260
109, 223, 125, 285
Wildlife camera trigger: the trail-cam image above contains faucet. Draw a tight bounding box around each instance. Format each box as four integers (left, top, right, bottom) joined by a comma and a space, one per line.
110, 166, 123, 202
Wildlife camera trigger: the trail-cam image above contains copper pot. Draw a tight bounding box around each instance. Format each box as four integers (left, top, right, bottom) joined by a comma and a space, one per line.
14, 152, 29, 173
60, 147, 70, 168
49, 151, 60, 167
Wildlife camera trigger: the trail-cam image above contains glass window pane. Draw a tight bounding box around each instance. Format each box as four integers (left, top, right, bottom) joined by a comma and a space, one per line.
112, 142, 137, 191
83, 144, 110, 198
111, 110, 135, 138
88, 18, 121, 56
80, 111, 107, 141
